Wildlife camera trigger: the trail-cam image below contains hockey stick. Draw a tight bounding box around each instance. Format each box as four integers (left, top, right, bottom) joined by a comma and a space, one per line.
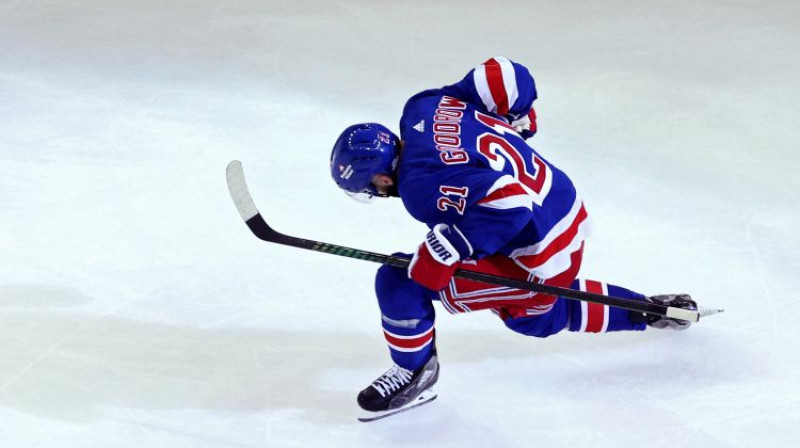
226, 160, 720, 323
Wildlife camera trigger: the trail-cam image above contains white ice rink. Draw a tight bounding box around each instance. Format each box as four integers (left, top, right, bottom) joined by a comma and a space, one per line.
2, 1, 799, 447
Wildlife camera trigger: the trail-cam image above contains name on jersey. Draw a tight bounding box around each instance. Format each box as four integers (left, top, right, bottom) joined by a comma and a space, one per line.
434, 96, 469, 165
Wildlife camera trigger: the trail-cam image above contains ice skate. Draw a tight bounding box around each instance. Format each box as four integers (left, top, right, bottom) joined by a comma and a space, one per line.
357, 352, 439, 422
634, 294, 698, 330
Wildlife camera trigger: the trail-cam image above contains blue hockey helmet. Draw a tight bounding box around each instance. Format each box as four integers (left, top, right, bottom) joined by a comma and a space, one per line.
330, 123, 400, 202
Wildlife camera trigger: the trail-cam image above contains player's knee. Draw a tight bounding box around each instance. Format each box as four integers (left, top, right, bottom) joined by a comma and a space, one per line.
510, 325, 561, 339
375, 253, 418, 304
504, 314, 564, 338
375, 264, 408, 294
502, 299, 570, 338
375, 253, 412, 289
375, 255, 436, 319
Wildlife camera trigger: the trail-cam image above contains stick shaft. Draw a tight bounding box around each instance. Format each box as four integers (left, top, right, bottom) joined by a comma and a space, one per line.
226, 160, 698, 322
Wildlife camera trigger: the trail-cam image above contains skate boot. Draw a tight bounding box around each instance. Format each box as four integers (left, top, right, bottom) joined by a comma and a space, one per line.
357, 352, 439, 422
632, 294, 698, 330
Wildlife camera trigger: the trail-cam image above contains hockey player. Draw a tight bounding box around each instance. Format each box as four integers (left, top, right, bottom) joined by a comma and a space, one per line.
329, 57, 697, 421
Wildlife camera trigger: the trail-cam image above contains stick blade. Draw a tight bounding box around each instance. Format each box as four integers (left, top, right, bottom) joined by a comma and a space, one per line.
226, 160, 259, 222
698, 307, 725, 319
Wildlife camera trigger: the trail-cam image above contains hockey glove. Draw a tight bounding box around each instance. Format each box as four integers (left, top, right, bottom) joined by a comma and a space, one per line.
409, 224, 471, 291
631, 294, 698, 330
510, 107, 537, 140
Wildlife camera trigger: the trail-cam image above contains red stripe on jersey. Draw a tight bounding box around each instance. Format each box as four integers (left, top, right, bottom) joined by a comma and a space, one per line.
584, 280, 605, 333
477, 182, 528, 205
516, 204, 589, 269
484, 58, 510, 116
383, 328, 434, 350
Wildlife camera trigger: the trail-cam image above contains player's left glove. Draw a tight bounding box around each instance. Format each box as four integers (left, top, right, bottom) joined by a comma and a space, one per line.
408, 224, 471, 291
509, 107, 537, 140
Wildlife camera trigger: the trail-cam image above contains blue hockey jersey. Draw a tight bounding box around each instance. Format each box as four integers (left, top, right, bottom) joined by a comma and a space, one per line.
397, 57, 590, 280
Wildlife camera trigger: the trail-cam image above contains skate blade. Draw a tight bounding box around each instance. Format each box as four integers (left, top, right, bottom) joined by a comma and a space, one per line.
357, 389, 437, 422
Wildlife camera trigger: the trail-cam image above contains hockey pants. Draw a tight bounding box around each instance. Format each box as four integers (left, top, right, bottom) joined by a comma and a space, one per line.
374, 250, 647, 370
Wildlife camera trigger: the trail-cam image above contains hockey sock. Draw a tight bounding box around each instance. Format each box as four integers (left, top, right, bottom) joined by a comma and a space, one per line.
567, 279, 647, 333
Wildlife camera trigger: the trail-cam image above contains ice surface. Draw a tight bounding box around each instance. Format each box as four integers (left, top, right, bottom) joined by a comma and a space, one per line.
1, 1, 798, 447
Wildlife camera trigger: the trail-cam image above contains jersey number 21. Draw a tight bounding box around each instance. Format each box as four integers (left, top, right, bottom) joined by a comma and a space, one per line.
475, 111, 552, 206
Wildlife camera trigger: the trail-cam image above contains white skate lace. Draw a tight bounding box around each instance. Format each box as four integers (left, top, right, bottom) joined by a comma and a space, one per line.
371, 365, 414, 398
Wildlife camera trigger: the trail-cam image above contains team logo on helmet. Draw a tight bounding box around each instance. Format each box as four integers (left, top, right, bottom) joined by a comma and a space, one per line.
339, 164, 354, 180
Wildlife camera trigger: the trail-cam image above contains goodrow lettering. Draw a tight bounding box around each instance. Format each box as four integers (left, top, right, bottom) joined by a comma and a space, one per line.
434, 96, 469, 165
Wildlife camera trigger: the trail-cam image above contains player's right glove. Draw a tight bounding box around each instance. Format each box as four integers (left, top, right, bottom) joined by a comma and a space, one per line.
509, 107, 537, 140
408, 224, 471, 291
